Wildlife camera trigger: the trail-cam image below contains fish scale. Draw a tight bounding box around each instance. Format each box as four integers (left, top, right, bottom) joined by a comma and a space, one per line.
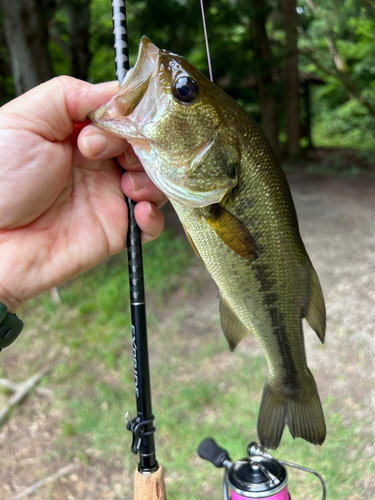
90, 36, 327, 450
172, 200, 270, 331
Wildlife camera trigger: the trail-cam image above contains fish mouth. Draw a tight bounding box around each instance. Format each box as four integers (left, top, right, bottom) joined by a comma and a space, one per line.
90, 37, 232, 208
89, 36, 160, 135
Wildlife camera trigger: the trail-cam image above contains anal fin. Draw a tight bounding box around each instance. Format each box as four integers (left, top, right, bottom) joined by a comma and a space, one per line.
219, 294, 250, 351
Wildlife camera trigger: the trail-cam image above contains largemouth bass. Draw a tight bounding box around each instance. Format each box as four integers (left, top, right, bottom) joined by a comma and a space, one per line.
90, 37, 326, 449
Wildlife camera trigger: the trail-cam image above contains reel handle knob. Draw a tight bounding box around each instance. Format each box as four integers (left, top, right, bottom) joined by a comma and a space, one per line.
198, 438, 231, 468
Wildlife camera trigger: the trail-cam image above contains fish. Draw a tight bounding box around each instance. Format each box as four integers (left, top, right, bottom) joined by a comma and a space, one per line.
89, 36, 326, 450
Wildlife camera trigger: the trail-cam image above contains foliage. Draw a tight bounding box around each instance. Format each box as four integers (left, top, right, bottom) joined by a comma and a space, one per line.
88, 0, 260, 107
298, 0, 375, 148
73, 0, 375, 150
2, 0, 375, 150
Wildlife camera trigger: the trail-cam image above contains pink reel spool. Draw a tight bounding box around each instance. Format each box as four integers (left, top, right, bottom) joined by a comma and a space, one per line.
230, 483, 289, 500
225, 453, 289, 499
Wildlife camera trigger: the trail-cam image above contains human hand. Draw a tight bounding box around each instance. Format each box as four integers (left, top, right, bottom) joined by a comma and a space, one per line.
0, 76, 167, 312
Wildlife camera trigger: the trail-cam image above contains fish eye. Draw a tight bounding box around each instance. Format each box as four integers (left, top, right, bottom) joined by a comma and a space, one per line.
173, 77, 198, 102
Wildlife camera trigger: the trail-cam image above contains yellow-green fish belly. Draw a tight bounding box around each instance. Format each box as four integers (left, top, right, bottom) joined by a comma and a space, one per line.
171, 198, 306, 385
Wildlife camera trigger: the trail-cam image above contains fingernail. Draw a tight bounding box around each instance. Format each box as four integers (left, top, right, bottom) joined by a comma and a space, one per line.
141, 233, 154, 244
83, 134, 108, 157
147, 202, 157, 218
129, 172, 149, 192
124, 148, 140, 166
95, 81, 120, 89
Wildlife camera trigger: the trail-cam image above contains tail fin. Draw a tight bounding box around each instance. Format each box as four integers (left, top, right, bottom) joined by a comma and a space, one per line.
257, 373, 326, 450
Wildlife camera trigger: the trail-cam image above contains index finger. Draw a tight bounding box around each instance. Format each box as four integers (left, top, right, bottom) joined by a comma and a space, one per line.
0, 77, 120, 142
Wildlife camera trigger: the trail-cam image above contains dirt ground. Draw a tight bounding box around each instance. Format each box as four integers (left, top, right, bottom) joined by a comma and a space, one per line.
0, 171, 374, 499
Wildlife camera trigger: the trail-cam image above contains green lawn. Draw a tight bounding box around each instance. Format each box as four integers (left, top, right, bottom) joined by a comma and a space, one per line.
3, 228, 373, 499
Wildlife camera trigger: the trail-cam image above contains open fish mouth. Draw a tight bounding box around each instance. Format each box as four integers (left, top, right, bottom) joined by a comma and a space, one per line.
90, 36, 234, 208
89, 37, 160, 138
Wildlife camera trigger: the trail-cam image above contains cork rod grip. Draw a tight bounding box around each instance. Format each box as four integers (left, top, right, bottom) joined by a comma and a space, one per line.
134, 466, 166, 500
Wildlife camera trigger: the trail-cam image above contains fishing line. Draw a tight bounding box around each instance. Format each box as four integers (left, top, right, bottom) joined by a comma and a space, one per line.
199, 0, 214, 82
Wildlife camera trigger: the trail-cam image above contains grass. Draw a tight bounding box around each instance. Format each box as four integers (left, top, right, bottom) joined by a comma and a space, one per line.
279, 118, 375, 178
5, 226, 375, 499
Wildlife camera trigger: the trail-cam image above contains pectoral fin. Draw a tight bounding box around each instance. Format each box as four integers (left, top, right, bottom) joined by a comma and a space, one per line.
219, 294, 250, 351
202, 204, 259, 260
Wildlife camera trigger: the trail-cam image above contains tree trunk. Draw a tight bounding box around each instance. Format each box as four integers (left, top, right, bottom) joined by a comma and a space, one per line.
301, 79, 313, 148
282, 0, 301, 156
63, 0, 91, 81
250, 0, 280, 158
0, 0, 54, 95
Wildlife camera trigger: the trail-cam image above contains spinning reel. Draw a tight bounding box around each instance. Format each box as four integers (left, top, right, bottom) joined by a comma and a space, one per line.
198, 438, 326, 500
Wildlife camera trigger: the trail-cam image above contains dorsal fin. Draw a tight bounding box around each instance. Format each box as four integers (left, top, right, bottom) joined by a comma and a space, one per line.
304, 263, 326, 343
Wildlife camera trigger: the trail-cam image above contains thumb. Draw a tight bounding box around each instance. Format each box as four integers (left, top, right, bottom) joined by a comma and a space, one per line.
0, 76, 120, 142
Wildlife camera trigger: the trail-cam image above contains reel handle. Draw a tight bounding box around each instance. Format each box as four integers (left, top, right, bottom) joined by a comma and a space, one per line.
198, 438, 231, 468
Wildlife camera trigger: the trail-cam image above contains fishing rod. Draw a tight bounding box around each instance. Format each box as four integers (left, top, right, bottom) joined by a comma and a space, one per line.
110, 3, 326, 500
110, 1, 213, 497
110, 2, 166, 499
198, 438, 326, 500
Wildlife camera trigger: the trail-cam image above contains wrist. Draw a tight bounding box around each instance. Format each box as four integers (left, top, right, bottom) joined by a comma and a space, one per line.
0, 285, 22, 314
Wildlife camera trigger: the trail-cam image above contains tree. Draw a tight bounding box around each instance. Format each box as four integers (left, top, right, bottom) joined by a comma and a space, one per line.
0, 0, 92, 95
282, 0, 301, 156
50, 0, 91, 81
250, 0, 280, 157
0, 0, 55, 95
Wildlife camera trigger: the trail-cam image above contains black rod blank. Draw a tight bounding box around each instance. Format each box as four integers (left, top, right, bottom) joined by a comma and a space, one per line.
111, 0, 158, 472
